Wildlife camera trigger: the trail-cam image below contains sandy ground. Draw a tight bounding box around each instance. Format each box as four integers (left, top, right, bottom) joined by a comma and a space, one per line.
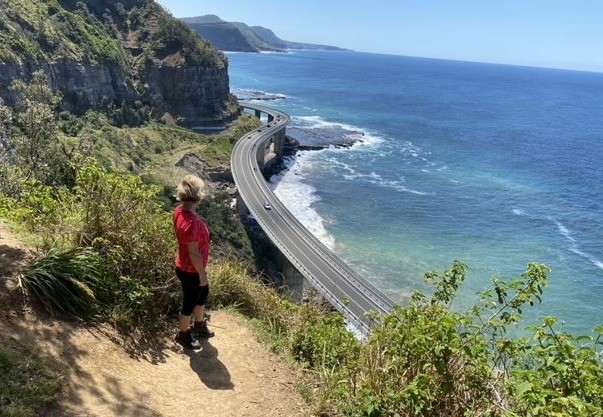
0, 222, 311, 417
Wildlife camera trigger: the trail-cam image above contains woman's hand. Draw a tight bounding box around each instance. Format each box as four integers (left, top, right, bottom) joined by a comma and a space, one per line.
187, 241, 208, 286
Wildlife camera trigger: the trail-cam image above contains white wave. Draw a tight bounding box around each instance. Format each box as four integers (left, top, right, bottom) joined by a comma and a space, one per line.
512, 208, 525, 216
316, 147, 429, 195
340, 167, 428, 195
570, 248, 603, 271
548, 217, 603, 271
269, 153, 335, 249
233, 88, 287, 101
395, 141, 423, 158
322, 157, 356, 175
554, 219, 576, 243
292, 115, 384, 148
260, 50, 294, 54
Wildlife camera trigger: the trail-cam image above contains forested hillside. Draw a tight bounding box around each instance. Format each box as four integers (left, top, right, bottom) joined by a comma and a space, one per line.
0, 0, 238, 126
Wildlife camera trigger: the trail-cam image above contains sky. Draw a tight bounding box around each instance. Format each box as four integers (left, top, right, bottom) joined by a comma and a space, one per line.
156, 0, 603, 73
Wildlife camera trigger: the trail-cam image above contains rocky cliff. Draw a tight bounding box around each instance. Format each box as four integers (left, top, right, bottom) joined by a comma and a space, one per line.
0, 0, 238, 126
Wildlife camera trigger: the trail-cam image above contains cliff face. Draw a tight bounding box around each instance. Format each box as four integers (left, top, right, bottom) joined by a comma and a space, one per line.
143, 64, 231, 125
0, 0, 237, 126
0, 60, 131, 111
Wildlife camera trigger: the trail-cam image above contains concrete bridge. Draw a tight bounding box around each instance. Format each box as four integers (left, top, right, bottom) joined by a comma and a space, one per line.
231, 102, 394, 337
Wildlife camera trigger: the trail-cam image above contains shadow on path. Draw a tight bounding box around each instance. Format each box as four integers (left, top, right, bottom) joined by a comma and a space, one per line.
187, 340, 234, 390
0, 244, 27, 279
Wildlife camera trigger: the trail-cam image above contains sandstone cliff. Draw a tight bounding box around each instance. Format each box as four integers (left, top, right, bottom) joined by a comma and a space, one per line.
0, 0, 238, 126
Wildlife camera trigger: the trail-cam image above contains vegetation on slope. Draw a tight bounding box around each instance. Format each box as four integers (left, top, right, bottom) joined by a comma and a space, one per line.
0, 0, 224, 67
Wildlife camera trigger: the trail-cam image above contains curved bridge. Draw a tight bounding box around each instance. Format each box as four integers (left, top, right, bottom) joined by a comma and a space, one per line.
231, 102, 394, 337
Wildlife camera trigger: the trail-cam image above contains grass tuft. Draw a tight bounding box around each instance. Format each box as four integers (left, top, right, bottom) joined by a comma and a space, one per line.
19, 247, 106, 319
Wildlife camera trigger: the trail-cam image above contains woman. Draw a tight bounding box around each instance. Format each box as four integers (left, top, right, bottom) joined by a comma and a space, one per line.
173, 174, 215, 349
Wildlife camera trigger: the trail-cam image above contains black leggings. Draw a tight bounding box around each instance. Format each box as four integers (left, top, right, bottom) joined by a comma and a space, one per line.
176, 267, 209, 316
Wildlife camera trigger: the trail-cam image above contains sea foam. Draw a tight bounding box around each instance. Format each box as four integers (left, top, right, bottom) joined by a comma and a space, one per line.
269, 153, 335, 249
233, 87, 287, 102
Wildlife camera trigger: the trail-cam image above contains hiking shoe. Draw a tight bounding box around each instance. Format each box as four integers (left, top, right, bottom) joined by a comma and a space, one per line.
192, 319, 215, 339
175, 330, 201, 350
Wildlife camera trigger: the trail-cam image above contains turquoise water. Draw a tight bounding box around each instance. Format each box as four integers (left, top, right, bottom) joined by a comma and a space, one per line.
227, 51, 603, 334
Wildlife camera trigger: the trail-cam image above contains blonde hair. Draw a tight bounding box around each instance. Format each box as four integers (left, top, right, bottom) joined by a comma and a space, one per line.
177, 175, 208, 202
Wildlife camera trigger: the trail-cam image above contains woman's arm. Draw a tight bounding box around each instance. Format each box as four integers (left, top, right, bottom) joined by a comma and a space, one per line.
187, 242, 208, 286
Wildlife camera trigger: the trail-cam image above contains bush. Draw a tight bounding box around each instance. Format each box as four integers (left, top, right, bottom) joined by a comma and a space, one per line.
290, 306, 360, 371
73, 158, 177, 328
296, 262, 603, 417
508, 317, 603, 416
4, 157, 180, 329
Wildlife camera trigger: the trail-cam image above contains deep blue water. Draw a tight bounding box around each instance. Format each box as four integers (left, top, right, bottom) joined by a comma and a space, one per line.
227, 50, 603, 335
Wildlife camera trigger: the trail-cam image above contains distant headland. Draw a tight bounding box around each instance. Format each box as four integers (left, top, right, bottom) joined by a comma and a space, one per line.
181, 14, 350, 53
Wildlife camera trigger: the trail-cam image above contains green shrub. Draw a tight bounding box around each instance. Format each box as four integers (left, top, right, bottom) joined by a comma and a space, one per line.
290, 305, 360, 371
73, 158, 177, 328
507, 318, 603, 417
300, 262, 602, 417
3, 157, 180, 329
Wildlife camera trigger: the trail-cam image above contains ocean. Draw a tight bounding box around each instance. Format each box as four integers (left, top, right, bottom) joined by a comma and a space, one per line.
227, 50, 603, 335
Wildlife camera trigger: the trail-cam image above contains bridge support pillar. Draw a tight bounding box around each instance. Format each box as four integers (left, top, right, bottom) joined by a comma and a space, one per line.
282, 258, 305, 303
235, 194, 249, 216
272, 129, 286, 155
255, 109, 262, 119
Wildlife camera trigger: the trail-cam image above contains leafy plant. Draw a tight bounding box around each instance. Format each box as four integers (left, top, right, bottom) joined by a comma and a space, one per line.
297, 262, 602, 417
507, 318, 603, 416
9, 70, 68, 184
290, 305, 360, 371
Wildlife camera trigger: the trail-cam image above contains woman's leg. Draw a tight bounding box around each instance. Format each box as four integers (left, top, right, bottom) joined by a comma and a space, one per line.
193, 285, 209, 322
176, 269, 202, 330
192, 285, 214, 338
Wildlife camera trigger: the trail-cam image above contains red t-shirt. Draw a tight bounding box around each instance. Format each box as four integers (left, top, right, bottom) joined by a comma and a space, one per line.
173, 205, 211, 273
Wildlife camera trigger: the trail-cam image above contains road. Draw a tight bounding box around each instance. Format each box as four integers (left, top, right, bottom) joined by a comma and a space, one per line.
231, 102, 394, 336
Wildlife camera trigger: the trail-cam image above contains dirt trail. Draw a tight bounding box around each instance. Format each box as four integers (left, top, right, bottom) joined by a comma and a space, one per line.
0, 222, 310, 417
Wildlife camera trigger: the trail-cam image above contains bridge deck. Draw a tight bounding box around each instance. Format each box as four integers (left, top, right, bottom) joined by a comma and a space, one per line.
231, 103, 394, 337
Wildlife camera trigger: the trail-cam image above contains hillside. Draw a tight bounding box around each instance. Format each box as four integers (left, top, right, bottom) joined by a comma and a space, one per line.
0, 0, 238, 126
182, 14, 349, 52
0, 222, 309, 417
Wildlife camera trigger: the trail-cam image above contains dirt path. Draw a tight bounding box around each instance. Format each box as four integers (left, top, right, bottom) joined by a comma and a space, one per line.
0, 223, 311, 417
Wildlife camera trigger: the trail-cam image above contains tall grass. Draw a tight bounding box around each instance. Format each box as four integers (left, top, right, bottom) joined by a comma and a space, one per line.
19, 247, 105, 319
208, 257, 294, 334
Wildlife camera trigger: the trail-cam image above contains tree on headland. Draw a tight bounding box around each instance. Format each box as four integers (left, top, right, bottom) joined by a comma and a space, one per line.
6, 70, 67, 185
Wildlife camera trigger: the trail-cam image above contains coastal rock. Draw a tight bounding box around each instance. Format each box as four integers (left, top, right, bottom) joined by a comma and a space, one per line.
175, 153, 207, 175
